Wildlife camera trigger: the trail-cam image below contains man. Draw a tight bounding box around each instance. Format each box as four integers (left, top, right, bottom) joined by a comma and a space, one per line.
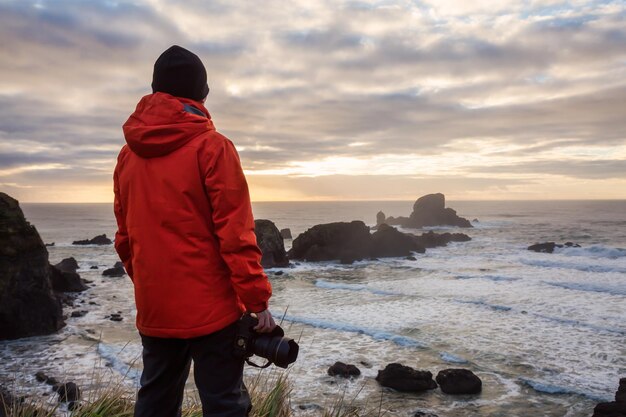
113, 45, 275, 417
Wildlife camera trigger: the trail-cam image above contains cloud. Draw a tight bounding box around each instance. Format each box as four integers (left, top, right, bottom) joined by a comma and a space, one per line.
0, 0, 624, 201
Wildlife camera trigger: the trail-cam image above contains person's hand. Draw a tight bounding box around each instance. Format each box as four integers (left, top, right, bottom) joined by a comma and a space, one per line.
253, 309, 276, 333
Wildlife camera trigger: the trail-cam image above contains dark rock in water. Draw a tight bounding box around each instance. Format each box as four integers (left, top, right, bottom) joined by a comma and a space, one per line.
45, 242, 55, 247
55, 257, 79, 273
371, 224, 425, 257
71, 310, 88, 318
407, 194, 472, 228
328, 361, 361, 378
414, 231, 471, 248
528, 242, 556, 253
114, 261, 124, 268
385, 216, 409, 226
35, 371, 49, 382
274, 270, 284, 276
593, 378, 626, 417
255, 220, 289, 268
384, 194, 471, 228
297, 403, 323, 411
472, 219, 479, 223
376, 211, 386, 226
435, 369, 482, 394
406, 256, 417, 261
280, 228, 292, 240
0, 192, 65, 340
72, 234, 112, 245
289, 221, 371, 262
528, 242, 582, 253
54, 381, 80, 403
102, 265, 125, 277
414, 412, 439, 417
49, 262, 87, 293
90, 265, 98, 270
109, 313, 123, 322
376, 363, 438, 392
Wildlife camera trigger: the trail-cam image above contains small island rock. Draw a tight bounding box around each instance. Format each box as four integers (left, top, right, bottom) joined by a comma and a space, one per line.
435, 369, 482, 395
72, 234, 112, 245
280, 228, 292, 240
376, 363, 438, 392
255, 220, 289, 268
328, 361, 361, 378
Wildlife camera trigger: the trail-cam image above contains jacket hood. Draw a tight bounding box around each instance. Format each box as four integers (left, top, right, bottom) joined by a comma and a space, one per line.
123, 92, 214, 158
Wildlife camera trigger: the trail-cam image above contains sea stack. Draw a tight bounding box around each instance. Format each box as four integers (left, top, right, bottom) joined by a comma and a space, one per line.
385, 193, 472, 228
0, 192, 64, 340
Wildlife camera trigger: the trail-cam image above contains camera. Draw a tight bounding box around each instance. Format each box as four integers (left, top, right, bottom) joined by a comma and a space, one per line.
233, 314, 299, 369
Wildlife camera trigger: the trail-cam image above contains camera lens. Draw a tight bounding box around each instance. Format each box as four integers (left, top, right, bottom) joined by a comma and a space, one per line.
252, 336, 299, 369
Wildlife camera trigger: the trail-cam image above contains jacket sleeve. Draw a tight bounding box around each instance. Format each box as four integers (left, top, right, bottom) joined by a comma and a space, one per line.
203, 137, 272, 313
113, 164, 134, 280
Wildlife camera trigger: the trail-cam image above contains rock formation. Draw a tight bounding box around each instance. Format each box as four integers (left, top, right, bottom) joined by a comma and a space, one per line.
382, 194, 472, 228
376, 363, 438, 392
49, 257, 87, 292
0, 192, 64, 340
327, 361, 361, 378
528, 241, 581, 253
255, 220, 289, 268
376, 211, 386, 226
72, 234, 112, 245
435, 369, 482, 394
593, 378, 626, 417
102, 261, 126, 277
280, 228, 292, 240
288, 222, 471, 263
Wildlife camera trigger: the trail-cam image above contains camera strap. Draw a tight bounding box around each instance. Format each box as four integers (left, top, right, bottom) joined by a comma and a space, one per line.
245, 358, 273, 369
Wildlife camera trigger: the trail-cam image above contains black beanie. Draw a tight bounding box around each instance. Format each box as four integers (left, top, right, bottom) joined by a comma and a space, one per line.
151, 45, 210, 101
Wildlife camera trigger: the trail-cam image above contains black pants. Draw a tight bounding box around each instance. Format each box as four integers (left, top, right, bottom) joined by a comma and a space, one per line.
134, 321, 251, 417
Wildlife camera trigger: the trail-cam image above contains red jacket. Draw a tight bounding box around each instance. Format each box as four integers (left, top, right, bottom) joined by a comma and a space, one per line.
113, 92, 272, 338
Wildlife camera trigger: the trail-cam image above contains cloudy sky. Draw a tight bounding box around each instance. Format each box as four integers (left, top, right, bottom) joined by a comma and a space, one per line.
0, 0, 625, 202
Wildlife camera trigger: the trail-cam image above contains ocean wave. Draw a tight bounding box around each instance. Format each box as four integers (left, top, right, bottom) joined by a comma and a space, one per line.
440, 352, 469, 364
520, 258, 626, 274
556, 245, 626, 259
545, 281, 626, 297
455, 274, 520, 282
519, 378, 610, 402
96, 343, 141, 382
314, 279, 400, 296
455, 299, 512, 312
281, 315, 424, 348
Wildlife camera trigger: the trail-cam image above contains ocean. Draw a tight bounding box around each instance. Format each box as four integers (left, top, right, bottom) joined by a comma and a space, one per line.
2, 200, 625, 416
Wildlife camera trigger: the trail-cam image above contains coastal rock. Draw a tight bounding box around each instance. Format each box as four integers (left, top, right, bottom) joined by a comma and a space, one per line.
0, 192, 64, 340
280, 228, 292, 240
72, 234, 112, 245
45, 242, 55, 247
528, 242, 581, 253
288, 221, 372, 262
371, 224, 425, 257
435, 369, 482, 394
593, 378, 626, 417
102, 264, 125, 277
49, 258, 87, 292
384, 194, 472, 228
54, 381, 80, 403
328, 361, 361, 378
414, 412, 439, 417
255, 220, 289, 268
376, 363, 438, 392
376, 211, 386, 226
414, 231, 471, 248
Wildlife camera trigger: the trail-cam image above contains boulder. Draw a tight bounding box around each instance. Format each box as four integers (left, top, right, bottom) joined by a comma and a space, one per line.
593, 378, 626, 417
375, 363, 438, 392
255, 220, 289, 268
280, 228, 292, 240
413, 231, 471, 248
72, 234, 112, 245
328, 361, 361, 378
0, 192, 64, 340
435, 369, 482, 394
103, 262, 126, 277
371, 224, 425, 257
288, 221, 372, 262
528, 242, 582, 253
54, 382, 80, 403
55, 257, 79, 273
49, 266, 87, 292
